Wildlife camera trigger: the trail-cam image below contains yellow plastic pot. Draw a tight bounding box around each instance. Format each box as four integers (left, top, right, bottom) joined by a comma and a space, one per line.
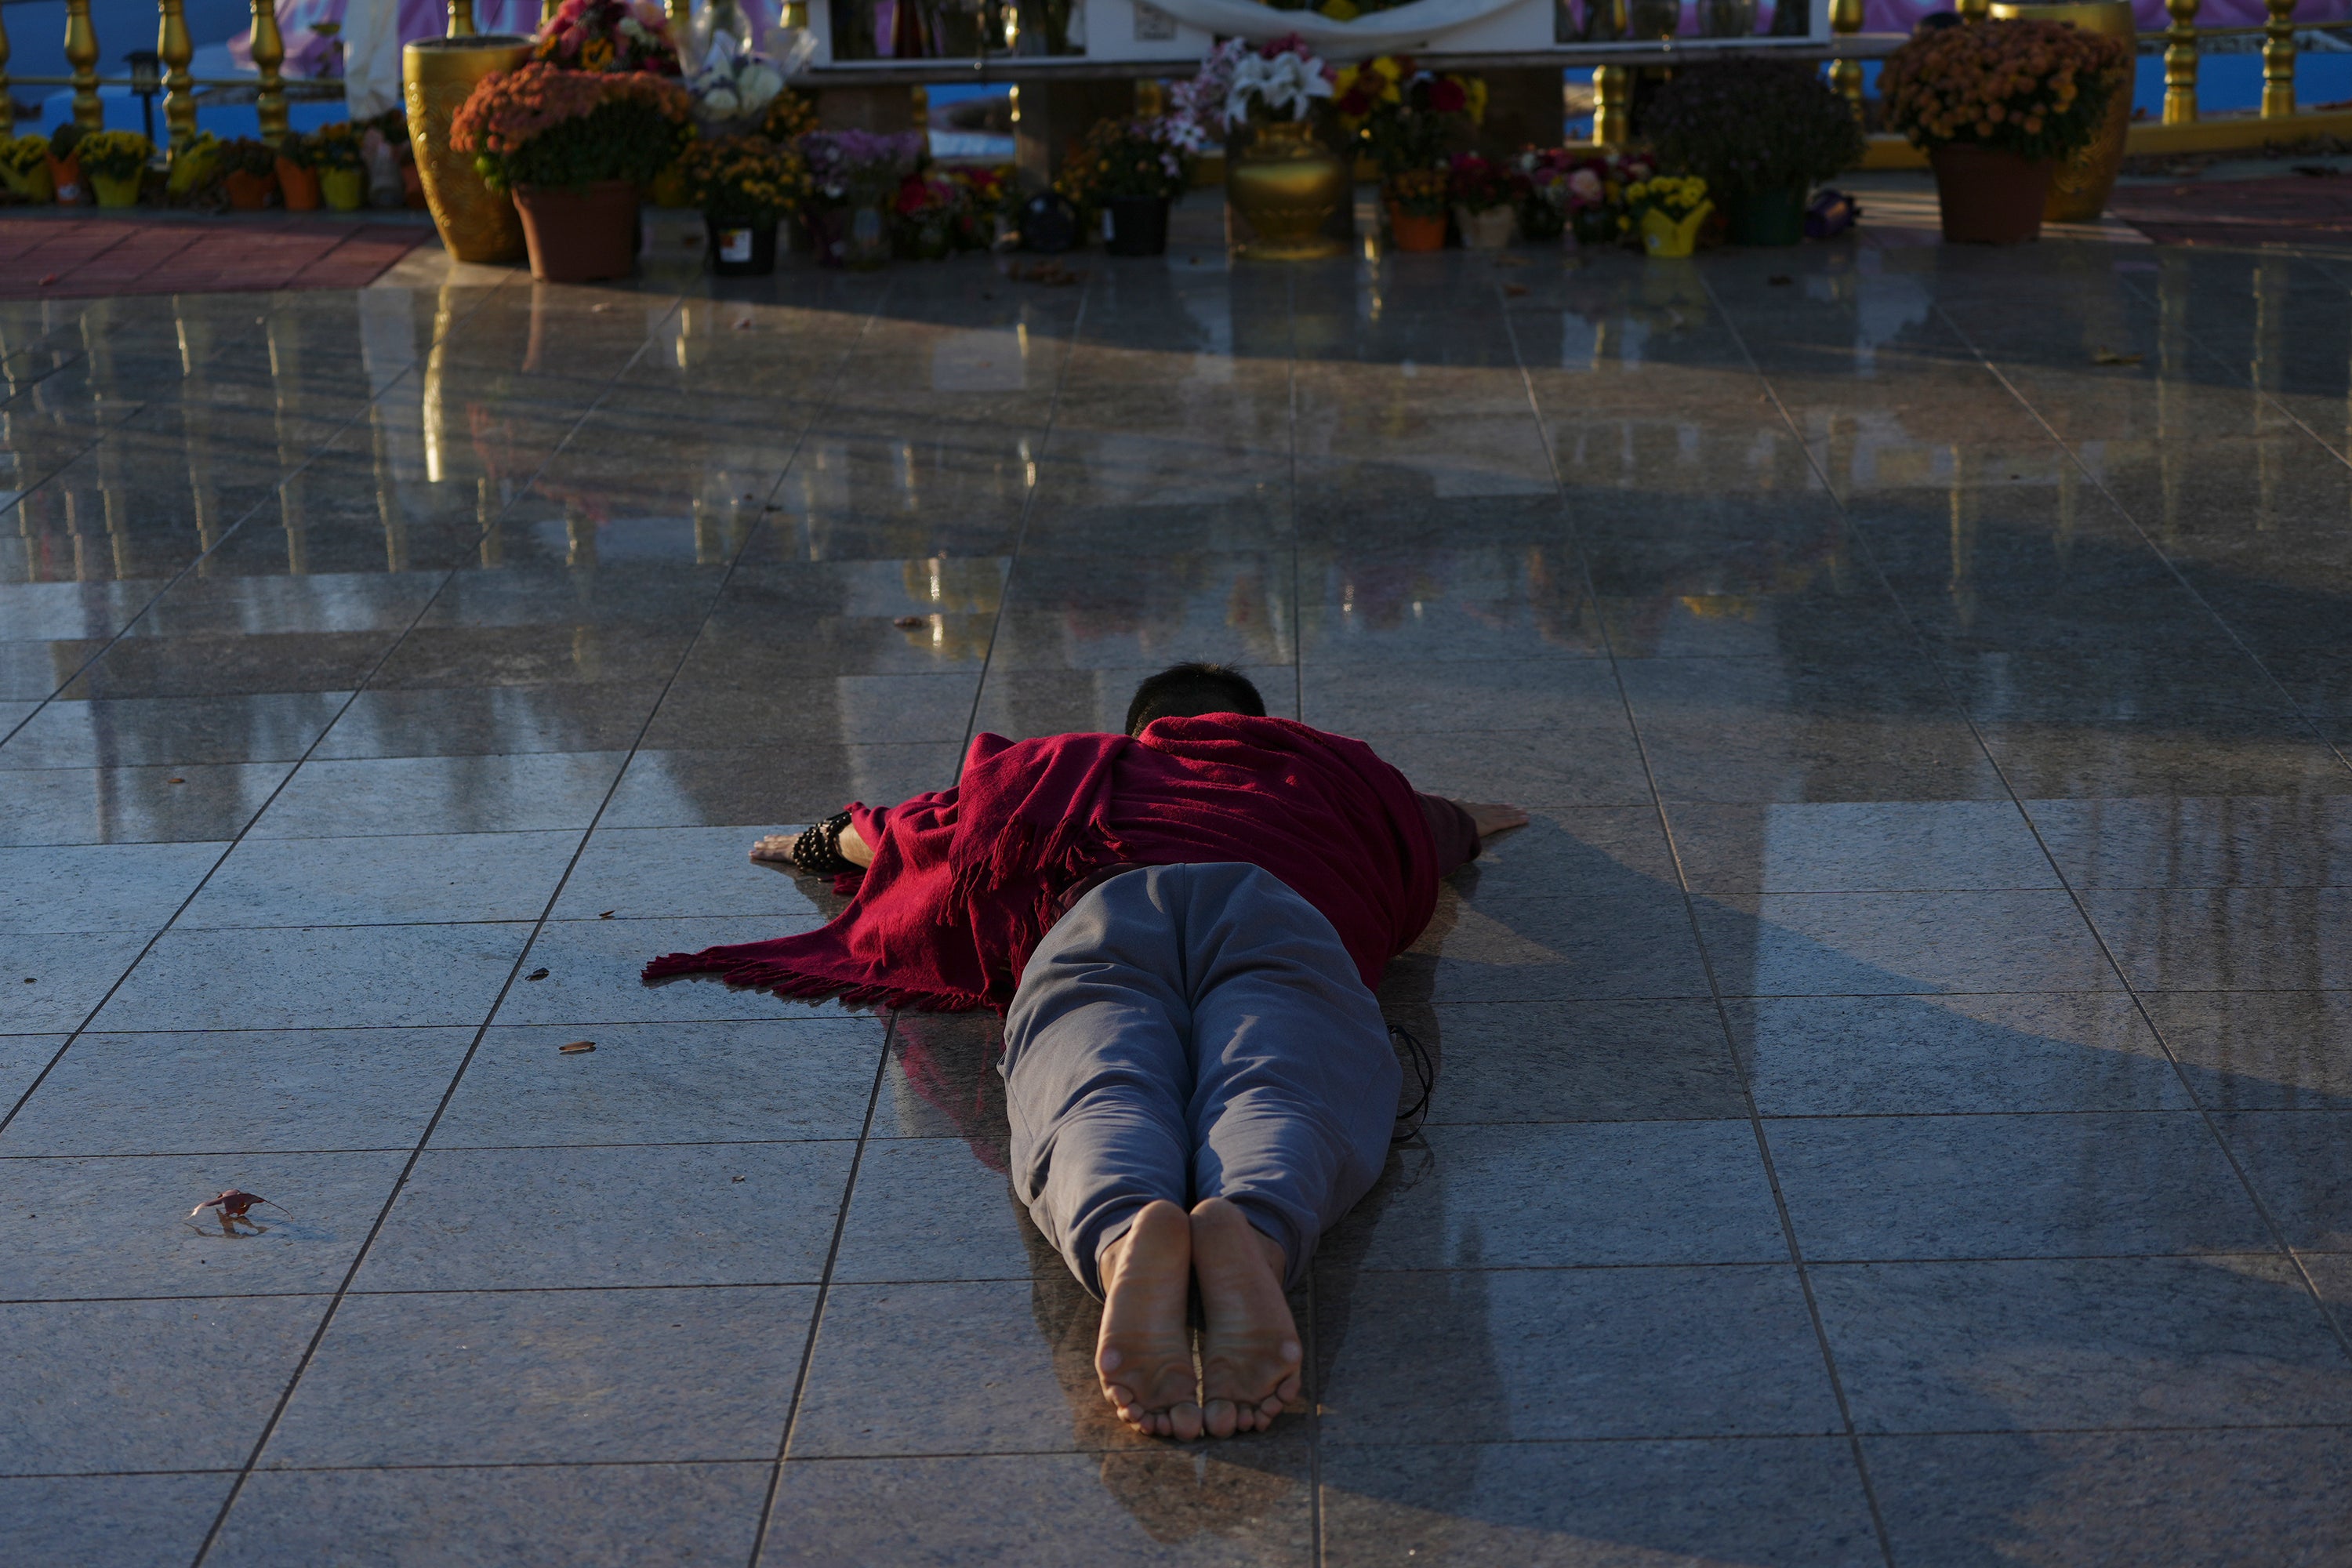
1, 161, 53, 202
1639, 201, 1711, 259
167, 138, 220, 196
91, 170, 143, 209
321, 165, 366, 211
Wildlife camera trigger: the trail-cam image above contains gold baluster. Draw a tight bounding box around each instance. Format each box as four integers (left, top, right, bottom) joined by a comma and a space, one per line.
542, 0, 560, 24
2263, 0, 2296, 118
1593, 64, 1630, 147
1955, 0, 1988, 19
252, 0, 288, 143
0, 5, 14, 138
666, 0, 688, 30
2164, 0, 2199, 123
159, 0, 196, 151
1135, 78, 1165, 118
448, 0, 477, 38
1830, 0, 1864, 117
64, 0, 101, 129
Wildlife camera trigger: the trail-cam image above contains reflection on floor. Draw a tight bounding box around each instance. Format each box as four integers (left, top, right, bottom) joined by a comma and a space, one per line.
5, 194, 2352, 1565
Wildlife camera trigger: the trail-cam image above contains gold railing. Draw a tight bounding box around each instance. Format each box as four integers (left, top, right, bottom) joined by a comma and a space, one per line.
0, 0, 296, 147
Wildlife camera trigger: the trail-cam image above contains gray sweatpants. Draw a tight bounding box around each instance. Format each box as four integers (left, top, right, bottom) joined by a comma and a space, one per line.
1000, 862, 1399, 1299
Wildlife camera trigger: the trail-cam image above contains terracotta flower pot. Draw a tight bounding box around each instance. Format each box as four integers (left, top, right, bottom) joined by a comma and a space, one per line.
277, 158, 321, 211
320, 165, 366, 212
1929, 143, 2051, 245
48, 153, 82, 205
513, 180, 639, 283
224, 168, 276, 210
1387, 201, 1446, 252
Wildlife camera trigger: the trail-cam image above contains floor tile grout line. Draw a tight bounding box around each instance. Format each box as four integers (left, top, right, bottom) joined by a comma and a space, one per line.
181, 278, 906, 1563
1287, 264, 1324, 1568
0, 281, 520, 760
176, 286, 764, 1566
20, 1412, 2352, 1483
13, 1243, 2343, 1312
742, 1013, 896, 1567
1529, 272, 1900, 1568
948, 273, 1095, 768
1915, 292, 2352, 1365
0, 281, 551, 1145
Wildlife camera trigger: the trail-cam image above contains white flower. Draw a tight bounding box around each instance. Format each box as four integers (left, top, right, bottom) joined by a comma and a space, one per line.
1229, 49, 1333, 123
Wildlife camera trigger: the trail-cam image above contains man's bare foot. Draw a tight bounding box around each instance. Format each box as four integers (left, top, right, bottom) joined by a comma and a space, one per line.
1096, 1200, 1202, 1441
1191, 1197, 1303, 1439
750, 834, 797, 865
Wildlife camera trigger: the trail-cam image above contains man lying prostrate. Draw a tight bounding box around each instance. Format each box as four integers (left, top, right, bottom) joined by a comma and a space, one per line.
644, 662, 1524, 1442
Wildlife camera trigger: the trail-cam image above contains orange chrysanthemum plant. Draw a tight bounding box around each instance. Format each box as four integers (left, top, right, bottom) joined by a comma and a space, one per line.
451, 63, 692, 194
1878, 18, 2128, 164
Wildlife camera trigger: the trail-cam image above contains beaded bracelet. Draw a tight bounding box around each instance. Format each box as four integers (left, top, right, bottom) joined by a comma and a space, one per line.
789, 811, 855, 875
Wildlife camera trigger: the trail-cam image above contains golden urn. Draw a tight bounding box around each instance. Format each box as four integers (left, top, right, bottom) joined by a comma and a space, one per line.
1226, 119, 1347, 261
404, 34, 535, 264
1987, 0, 2135, 222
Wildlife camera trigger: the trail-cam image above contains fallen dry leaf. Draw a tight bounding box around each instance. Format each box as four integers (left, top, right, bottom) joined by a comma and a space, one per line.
191, 1189, 286, 1222
893, 615, 927, 629
167, 776, 185, 784
731, 319, 753, 330
560, 1040, 596, 1054
731, 1174, 746, 1182
23, 977, 34, 984
2092, 348, 2143, 366
598, 909, 615, 919
526, 967, 550, 981
1009, 260, 1083, 287
1503, 283, 1530, 297
37, 274, 56, 287
590, 303, 614, 312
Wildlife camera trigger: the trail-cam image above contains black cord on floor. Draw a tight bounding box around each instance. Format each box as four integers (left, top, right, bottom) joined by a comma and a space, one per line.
1388, 1021, 1434, 1143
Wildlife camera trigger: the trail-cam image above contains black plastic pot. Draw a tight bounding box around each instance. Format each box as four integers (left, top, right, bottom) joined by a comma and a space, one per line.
1105, 195, 1170, 256
708, 216, 779, 276
1725, 185, 1807, 247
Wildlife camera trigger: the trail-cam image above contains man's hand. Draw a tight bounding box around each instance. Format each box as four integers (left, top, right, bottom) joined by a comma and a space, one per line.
1457, 800, 1530, 838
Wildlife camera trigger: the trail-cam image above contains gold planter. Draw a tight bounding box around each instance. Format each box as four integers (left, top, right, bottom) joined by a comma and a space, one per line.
1226, 120, 1346, 261
1988, 0, 2134, 222
404, 34, 533, 264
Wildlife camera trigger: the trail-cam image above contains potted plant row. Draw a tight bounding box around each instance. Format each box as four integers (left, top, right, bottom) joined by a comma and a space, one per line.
1644, 59, 1862, 245
452, 62, 693, 282
1880, 16, 2129, 244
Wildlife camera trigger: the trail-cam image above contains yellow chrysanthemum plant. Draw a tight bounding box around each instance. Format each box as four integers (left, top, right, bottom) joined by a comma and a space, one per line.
1879, 17, 2129, 163
681, 134, 813, 223
1621, 172, 1708, 221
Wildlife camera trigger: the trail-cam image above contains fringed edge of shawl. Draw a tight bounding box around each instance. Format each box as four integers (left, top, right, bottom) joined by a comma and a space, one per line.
942, 815, 1122, 927
640, 949, 991, 1014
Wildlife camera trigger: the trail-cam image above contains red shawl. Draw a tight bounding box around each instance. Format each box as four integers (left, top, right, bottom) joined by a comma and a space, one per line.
641, 715, 1442, 1014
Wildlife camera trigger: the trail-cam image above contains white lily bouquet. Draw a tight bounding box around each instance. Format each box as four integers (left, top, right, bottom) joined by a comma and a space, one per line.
688, 31, 789, 135
1225, 34, 1336, 125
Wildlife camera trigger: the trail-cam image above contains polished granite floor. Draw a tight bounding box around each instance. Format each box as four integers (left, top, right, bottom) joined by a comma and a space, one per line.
5, 197, 2352, 1566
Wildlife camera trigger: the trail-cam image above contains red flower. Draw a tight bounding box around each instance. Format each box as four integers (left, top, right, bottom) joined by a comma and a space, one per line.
1428, 78, 1466, 113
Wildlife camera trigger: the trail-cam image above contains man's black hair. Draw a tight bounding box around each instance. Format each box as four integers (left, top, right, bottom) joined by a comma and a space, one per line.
1124, 662, 1267, 736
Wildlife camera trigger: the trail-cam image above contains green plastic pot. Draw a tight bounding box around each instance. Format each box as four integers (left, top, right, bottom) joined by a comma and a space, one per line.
1726, 185, 1807, 247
